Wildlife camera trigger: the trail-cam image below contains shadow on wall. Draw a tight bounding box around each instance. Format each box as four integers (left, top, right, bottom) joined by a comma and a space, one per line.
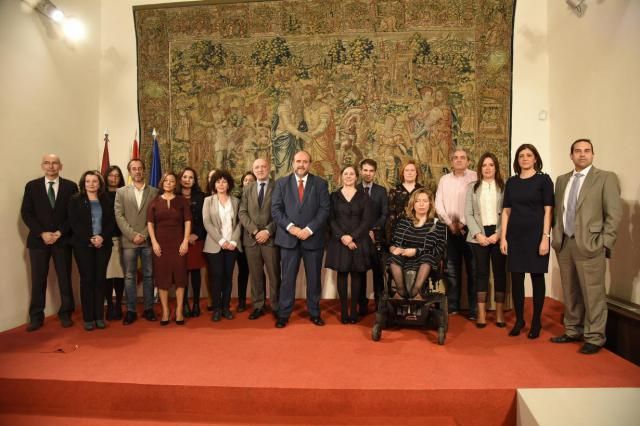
609, 198, 640, 305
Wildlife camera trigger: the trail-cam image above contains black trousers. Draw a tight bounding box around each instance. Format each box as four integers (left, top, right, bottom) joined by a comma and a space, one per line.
74, 245, 111, 322
28, 244, 74, 323
358, 249, 385, 308
470, 226, 507, 301
206, 250, 238, 311
236, 250, 249, 305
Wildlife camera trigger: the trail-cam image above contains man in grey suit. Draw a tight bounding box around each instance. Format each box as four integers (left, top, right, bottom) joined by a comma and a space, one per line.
239, 158, 280, 320
550, 139, 622, 354
114, 159, 159, 325
271, 150, 330, 328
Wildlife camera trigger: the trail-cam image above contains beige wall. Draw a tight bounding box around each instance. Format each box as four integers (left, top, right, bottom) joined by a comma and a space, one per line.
547, 0, 640, 304
0, 0, 102, 330
1, 0, 638, 331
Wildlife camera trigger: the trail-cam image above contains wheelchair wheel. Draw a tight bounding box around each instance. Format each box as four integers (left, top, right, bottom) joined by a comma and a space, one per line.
442, 297, 449, 333
437, 326, 446, 345
372, 323, 382, 342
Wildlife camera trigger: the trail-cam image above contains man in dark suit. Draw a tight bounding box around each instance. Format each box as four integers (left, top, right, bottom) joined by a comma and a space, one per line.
239, 158, 280, 320
356, 158, 388, 314
20, 154, 79, 331
550, 139, 622, 354
271, 150, 330, 328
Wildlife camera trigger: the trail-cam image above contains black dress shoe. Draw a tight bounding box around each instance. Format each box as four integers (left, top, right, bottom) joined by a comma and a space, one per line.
237, 303, 247, 313
349, 315, 359, 324
579, 343, 602, 355
528, 323, 541, 339
60, 317, 73, 328
183, 303, 192, 318
191, 303, 201, 317
248, 308, 265, 320
496, 321, 506, 328
123, 311, 137, 325
468, 313, 478, 321
509, 320, 525, 336
142, 309, 157, 321
275, 318, 288, 328
26, 321, 43, 332
341, 316, 349, 324
310, 316, 325, 326
211, 310, 222, 322
222, 310, 234, 320
550, 334, 582, 343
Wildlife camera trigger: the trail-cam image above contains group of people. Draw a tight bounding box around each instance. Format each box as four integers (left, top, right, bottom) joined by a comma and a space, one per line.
21, 139, 622, 354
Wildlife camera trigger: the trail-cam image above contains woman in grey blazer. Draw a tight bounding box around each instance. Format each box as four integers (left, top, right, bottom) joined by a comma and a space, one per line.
465, 152, 507, 328
203, 170, 242, 321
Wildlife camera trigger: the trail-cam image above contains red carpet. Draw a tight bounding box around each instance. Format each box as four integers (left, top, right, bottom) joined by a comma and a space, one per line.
0, 298, 638, 425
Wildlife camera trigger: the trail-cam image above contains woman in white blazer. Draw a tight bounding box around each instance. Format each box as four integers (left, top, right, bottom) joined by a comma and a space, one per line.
203, 170, 242, 321
465, 152, 507, 328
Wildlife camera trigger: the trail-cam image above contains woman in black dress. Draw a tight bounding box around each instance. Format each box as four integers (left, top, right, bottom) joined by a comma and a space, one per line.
68, 170, 115, 330
387, 160, 423, 242
500, 144, 553, 339
388, 188, 447, 299
179, 167, 206, 317
103, 165, 125, 320
325, 166, 373, 323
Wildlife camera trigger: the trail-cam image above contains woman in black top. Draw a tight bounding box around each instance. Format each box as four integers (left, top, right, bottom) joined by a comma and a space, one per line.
500, 144, 554, 339
387, 159, 423, 243
68, 170, 115, 330
103, 165, 125, 320
178, 167, 206, 317
325, 166, 373, 323
388, 188, 447, 299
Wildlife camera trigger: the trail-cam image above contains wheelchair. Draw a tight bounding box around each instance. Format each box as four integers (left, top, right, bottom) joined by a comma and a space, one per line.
371, 259, 448, 345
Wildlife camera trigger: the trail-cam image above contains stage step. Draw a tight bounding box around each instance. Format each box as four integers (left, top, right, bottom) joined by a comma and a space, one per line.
517, 388, 640, 426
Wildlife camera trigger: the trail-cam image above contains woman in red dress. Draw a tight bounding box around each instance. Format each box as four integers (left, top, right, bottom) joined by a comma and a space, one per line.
147, 172, 192, 325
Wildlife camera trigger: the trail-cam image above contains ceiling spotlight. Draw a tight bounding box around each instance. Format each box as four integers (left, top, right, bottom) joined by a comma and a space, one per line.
62, 17, 86, 41
50, 8, 64, 23
31, 0, 86, 42
566, 0, 587, 17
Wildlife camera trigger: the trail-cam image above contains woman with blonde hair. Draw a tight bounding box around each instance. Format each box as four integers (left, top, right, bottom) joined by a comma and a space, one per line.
387, 188, 447, 299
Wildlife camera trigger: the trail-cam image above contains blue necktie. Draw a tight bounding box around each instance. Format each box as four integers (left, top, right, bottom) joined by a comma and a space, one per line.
564, 172, 583, 237
258, 182, 265, 208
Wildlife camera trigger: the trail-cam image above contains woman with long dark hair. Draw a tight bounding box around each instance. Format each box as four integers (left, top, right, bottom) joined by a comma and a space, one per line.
68, 170, 115, 330
500, 144, 554, 339
178, 167, 206, 317
103, 165, 125, 320
465, 153, 507, 328
235, 170, 256, 312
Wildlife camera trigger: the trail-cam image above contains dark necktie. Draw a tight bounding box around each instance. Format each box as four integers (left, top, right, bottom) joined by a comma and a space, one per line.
365, 186, 371, 197
47, 181, 55, 208
258, 182, 265, 208
564, 172, 583, 237
298, 179, 304, 202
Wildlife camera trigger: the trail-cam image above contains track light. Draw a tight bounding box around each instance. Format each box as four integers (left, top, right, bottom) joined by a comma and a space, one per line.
566, 0, 587, 17
32, 0, 86, 42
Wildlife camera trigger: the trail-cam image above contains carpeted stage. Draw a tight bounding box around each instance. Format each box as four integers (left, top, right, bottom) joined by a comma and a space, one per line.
0, 298, 638, 425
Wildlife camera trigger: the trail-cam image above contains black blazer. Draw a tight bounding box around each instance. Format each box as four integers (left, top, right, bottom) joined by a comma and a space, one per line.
185, 190, 206, 240
356, 182, 388, 230
67, 193, 116, 249
21, 177, 79, 249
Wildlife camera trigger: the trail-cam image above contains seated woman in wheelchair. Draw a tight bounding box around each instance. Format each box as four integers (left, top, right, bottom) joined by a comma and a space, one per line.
387, 188, 447, 299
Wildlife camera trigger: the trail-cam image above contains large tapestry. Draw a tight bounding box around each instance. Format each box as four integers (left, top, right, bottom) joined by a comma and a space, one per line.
134, 0, 514, 190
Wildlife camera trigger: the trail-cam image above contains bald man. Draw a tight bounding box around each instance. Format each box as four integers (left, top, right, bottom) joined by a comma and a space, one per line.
21, 154, 78, 331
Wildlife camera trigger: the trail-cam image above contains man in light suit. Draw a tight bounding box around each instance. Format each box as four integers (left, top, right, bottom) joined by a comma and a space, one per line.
271, 150, 330, 328
356, 158, 388, 314
21, 154, 78, 331
239, 158, 280, 320
114, 159, 158, 325
550, 139, 622, 354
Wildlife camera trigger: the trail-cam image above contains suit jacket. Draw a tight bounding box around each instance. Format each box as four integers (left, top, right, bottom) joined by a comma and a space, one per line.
271, 173, 330, 250
356, 182, 388, 231
239, 180, 277, 247
114, 183, 158, 249
551, 166, 622, 257
67, 193, 116, 249
21, 177, 79, 249
202, 194, 242, 254
464, 181, 504, 244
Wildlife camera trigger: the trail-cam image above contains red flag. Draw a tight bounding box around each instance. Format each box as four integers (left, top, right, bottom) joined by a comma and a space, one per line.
132, 131, 139, 159
100, 133, 110, 175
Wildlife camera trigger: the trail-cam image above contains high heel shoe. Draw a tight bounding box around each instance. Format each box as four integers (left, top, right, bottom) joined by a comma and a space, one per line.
191, 302, 201, 317
528, 322, 541, 339
175, 318, 185, 326
509, 320, 525, 336
496, 321, 506, 328
476, 322, 487, 329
